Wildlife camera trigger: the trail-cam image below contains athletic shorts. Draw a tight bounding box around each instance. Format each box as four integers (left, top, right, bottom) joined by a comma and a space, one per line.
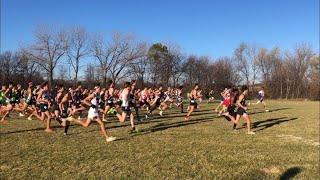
99, 102, 105, 109
9, 101, 16, 107
60, 110, 68, 118
227, 105, 237, 117
155, 99, 161, 107
27, 99, 36, 106
88, 108, 99, 119
190, 99, 198, 107
140, 100, 149, 107
259, 98, 264, 102
237, 107, 247, 116
122, 106, 131, 112
176, 97, 182, 104
73, 103, 82, 109
106, 98, 114, 107
117, 100, 122, 106
40, 103, 49, 112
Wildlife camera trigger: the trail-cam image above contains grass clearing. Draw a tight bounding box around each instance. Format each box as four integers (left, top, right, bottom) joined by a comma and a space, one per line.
0, 100, 319, 179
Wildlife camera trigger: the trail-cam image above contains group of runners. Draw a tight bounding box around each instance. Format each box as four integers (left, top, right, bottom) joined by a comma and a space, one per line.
0, 80, 267, 142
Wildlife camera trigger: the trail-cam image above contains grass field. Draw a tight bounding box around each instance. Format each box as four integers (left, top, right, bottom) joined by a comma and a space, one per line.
0, 100, 319, 179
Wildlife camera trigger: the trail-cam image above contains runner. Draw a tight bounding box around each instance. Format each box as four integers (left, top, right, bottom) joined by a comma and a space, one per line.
174, 85, 184, 113
115, 82, 139, 133
36, 82, 54, 132
207, 89, 215, 104
102, 80, 116, 122
252, 87, 269, 112
234, 85, 255, 135
184, 83, 200, 121
72, 84, 117, 142
221, 87, 238, 129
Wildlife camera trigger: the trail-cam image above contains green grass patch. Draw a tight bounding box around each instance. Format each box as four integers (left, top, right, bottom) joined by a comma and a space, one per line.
0, 100, 319, 179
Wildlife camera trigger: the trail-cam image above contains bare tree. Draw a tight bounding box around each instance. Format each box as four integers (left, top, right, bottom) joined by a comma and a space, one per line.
0, 51, 15, 83
91, 33, 113, 86
24, 26, 67, 88
168, 44, 185, 86
257, 47, 280, 84
92, 32, 146, 85
247, 45, 259, 87
284, 43, 313, 98
108, 37, 146, 83
66, 26, 90, 85
234, 43, 250, 86
129, 55, 149, 87
57, 65, 68, 81
307, 55, 320, 100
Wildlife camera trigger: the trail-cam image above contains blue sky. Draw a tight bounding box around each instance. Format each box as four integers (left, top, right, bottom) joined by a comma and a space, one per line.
1, 0, 319, 57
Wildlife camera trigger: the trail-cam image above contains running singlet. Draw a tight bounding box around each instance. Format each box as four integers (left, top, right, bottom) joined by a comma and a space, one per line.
258, 90, 264, 101
236, 94, 247, 115
73, 91, 83, 107
8, 90, 18, 104
90, 93, 101, 109
121, 92, 131, 112
0, 91, 5, 105
40, 91, 50, 112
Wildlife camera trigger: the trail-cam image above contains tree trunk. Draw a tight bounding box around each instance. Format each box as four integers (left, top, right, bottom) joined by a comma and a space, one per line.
49, 70, 54, 89
102, 72, 107, 87
74, 70, 78, 86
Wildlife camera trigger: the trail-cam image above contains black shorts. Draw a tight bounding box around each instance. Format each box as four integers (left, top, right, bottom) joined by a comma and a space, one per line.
176, 97, 182, 104
60, 110, 68, 118
237, 107, 247, 116
9, 100, 16, 105
155, 99, 161, 107
190, 99, 197, 107
106, 100, 114, 107
27, 99, 36, 106
73, 103, 82, 109
122, 106, 131, 112
140, 100, 149, 107
40, 103, 49, 112
227, 105, 237, 117
117, 100, 122, 106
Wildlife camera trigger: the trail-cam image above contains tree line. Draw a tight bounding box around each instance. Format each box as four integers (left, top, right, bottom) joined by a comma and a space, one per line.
0, 26, 319, 100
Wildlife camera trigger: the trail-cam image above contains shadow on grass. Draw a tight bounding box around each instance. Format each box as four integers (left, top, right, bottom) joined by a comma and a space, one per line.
253, 117, 298, 132
279, 167, 302, 180
235, 116, 297, 132
250, 107, 291, 115
0, 124, 75, 135
0, 107, 292, 136
131, 116, 216, 137
1, 110, 216, 136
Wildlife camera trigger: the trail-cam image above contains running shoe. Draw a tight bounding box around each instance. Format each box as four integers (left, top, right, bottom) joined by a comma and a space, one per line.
66, 116, 75, 122
247, 131, 255, 135
106, 136, 117, 142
